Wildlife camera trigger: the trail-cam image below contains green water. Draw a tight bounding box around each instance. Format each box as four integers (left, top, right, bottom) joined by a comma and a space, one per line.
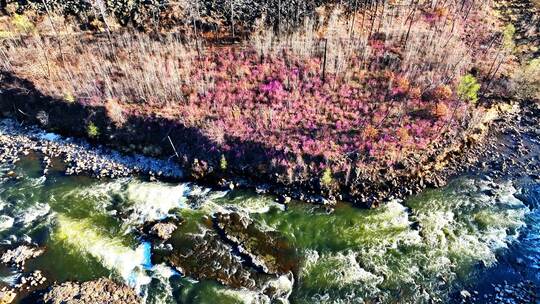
253, 179, 527, 303
0, 155, 533, 303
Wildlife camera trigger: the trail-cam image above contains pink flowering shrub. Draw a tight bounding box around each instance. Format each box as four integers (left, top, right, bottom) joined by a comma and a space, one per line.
159, 47, 468, 185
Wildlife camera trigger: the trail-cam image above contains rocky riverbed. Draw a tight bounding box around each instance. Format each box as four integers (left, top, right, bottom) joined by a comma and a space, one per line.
0, 245, 46, 304
41, 278, 140, 304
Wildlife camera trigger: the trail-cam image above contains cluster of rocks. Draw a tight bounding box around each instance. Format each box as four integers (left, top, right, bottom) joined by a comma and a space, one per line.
166, 227, 260, 289
149, 211, 295, 302
2, 0, 165, 29
471, 281, 538, 304
494, 0, 540, 60
13, 270, 46, 290
2, 0, 362, 34
40, 278, 140, 304
0, 270, 47, 304
0, 245, 47, 304
471, 102, 540, 181
0, 238, 139, 304
0, 119, 183, 180
0, 245, 44, 270
163, 227, 294, 302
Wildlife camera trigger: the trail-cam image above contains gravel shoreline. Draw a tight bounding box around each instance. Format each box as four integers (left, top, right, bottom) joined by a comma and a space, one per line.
0, 119, 183, 180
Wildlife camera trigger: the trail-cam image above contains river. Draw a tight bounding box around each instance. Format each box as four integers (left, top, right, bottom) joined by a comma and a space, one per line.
0, 117, 539, 303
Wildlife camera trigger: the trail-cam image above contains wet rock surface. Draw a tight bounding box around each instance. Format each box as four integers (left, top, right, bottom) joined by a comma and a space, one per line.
12, 270, 47, 290
40, 278, 140, 304
166, 228, 260, 290
0, 270, 47, 304
214, 212, 296, 275
161, 223, 294, 302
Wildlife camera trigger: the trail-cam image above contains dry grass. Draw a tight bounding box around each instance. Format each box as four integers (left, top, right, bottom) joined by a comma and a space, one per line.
252, 1, 502, 88
1, 0, 505, 108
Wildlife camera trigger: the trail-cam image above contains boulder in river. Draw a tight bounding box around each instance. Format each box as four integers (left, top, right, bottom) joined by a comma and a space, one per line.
163, 227, 294, 302
166, 228, 258, 289
214, 212, 296, 275
138, 218, 183, 242
41, 278, 140, 304
149, 222, 178, 240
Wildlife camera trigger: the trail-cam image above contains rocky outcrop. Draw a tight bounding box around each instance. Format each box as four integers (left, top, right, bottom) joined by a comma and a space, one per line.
149, 222, 178, 241
214, 212, 296, 275
0, 245, 44, 270
163, 227, 293, 302
138, 218, 183, 243
166, 228, 259, 289
41, 278, 140, 304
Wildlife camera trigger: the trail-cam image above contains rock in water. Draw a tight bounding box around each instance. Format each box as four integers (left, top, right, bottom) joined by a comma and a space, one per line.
163, 228, 293, 302
41, 278, 140, 304
0, 245, 44, 269
0, 290, 16, 304
214, 212, 296, 274
149, 222, 178, 240
166, 229, 258, 289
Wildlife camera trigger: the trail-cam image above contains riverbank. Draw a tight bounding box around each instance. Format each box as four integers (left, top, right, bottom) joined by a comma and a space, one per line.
0, 70, 519, 208
0, 112, 539, 303
0, 0, 522, 207
0, 95, 538, 304
0, 117, 183, 180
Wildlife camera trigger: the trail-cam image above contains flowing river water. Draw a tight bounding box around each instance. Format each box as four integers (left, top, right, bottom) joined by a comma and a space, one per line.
0, 118, 539, 303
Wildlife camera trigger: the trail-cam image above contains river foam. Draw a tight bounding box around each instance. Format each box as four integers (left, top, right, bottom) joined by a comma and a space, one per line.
53, 215, 153, 292
0, 215, 14, 231
122, 181, 190, 224
255, 177, 531, 303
